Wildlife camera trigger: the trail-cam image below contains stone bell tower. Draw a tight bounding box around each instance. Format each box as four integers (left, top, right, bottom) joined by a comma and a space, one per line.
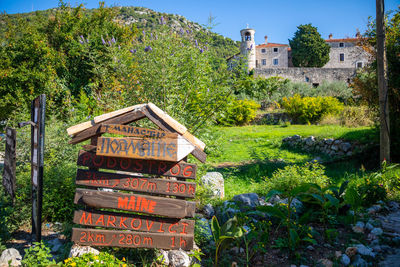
240, 26, 256, 70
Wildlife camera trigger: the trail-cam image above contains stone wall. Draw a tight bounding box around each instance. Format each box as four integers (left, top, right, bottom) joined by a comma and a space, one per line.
256, 46, 288, 68
254, 67, 357, 84
323, 43, 372, 69
282, 135, 368, 158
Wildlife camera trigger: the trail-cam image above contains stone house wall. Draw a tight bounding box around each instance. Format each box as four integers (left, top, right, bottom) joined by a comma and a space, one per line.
256, 46, 288, 68
323, 42, 371, 69
254, 67, 357, 84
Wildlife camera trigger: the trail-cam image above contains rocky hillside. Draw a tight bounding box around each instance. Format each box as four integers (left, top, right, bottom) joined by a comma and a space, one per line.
0, 5, 239, 58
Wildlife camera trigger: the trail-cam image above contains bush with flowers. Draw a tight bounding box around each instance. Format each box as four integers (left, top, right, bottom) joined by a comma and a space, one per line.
63, 252, 127, 267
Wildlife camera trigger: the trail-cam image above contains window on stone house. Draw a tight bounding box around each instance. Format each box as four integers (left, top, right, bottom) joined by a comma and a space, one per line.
356, 62, 363, 68
261, 48, 266, 53
273, 58, 278, 65
245, 32, 251, 41
339, 42, 344, 47
340, 53, 345, 62
273, 47, 278, 52
262, 59, 266, 65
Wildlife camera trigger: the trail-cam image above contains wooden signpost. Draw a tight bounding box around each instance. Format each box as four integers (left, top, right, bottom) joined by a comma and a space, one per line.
2, 127, 17, 201
68, 103, 206, 250
31, 95, 45, 242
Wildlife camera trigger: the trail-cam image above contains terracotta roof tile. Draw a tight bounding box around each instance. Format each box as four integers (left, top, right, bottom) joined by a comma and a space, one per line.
325, 38, 361, 43
256, 43, 289, 48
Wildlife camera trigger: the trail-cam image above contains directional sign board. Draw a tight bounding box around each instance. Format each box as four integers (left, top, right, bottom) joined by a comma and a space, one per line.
96, 136, 195, 162
69, 106, 206, 251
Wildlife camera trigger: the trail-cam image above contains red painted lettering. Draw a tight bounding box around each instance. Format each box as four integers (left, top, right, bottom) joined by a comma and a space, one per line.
148, 200, 156, 213
133, 160, 143, 172
180, 222, 189, 234
80, 212, 93, 225
170, 164, 180, 176
106, 157, 117, 168
79, 231, 87, 242
158, 222, 165, 233
120, 158, 131, 170
127, 196, 136, 210
136, 196, 142, 211
118, 197, 128, 209
183, 166, 193, 177
179, 237, 186, 248
133, 235, 140, 246
146, 220, 154, 231
140, 197, 149, 212
131, 218, 142, 230
93, 155, 104, 168
106, 215, 116, 227
95, 215, 105, 226
158, 161, 167, 174
81, 153, 91, 165
169, 223, 178, 233
119, 217, 128, 228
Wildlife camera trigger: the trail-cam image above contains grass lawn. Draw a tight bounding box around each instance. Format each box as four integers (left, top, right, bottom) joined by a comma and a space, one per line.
204, 124, 378, 199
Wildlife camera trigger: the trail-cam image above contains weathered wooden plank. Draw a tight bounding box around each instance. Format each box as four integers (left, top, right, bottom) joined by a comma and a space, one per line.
76, 169, 196, 198
96, 136, 194, 162
69, 110, 146, 145
72, 228, 193, 250
100, 124, 177, 139
147, 103, 187, 134
147, 103, 205, 150
2, 127, 16, 200
77, 151, 197, 179
74, 188, 196, 218
73, 209, 194, 234
142, 107, 207, 163
67, 104, 146, 136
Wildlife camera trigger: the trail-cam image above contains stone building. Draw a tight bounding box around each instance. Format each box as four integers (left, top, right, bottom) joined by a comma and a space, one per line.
238, 27, 372, 84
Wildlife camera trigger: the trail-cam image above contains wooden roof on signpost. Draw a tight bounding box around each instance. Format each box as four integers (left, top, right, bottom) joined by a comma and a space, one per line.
66, 103, 207, 162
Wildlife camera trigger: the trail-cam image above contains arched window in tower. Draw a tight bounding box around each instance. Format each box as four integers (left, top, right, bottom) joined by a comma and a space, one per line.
245, 32, 251, 41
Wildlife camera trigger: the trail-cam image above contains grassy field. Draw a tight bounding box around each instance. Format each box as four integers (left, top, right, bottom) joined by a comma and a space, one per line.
204, 124, 378, 199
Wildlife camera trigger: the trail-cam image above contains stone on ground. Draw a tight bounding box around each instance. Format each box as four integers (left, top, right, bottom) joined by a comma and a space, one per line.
200, 172, 224, 199
0, 248, 22, 267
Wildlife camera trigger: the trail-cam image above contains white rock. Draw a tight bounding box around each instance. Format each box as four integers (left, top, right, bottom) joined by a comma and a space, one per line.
0, 248, 22, 267
371, 227, 383, 236
69, 245, 100, 258
200, 172, 224, 199
156, 249, 169, 266
341, 254, 350, 266
168, 249, 190, 267
355, 244, 376, 258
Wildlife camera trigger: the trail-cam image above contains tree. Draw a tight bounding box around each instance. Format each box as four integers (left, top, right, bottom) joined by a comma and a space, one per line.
289, 24, 330, 67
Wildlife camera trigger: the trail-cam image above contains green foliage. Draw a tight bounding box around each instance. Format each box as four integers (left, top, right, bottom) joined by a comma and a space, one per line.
234, 76, 288, 101
210, 215, 243, 267
260, 185, 316, 253
264, 163, 329, 197
282, 94, 344, 124
218, 99, 260, 126
63, 251, 126, 266
315, 80, 354, 100
353, 7, 400, 158
21, 241, 56, 267
320, 105, 375, 127
289, 23, 330, 67
346, 162, 399, 208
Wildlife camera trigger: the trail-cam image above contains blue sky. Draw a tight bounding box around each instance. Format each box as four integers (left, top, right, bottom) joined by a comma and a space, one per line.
1, 0, 399, 44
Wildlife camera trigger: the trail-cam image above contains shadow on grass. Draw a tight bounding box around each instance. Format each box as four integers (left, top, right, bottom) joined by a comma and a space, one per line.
337, 127, 379, 144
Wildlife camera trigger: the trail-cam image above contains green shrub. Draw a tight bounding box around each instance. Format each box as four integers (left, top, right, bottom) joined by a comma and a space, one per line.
63, 252, 126, 266
264, 163, 329, 197
218, 99, 260, 126
319, 106, 375, 127
21, 241, 56, 267
314, 80, 353, 100
282, 94, 343, 124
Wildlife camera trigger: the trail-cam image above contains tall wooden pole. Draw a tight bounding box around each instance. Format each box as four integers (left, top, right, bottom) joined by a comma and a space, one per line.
376, 0, 390, 163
